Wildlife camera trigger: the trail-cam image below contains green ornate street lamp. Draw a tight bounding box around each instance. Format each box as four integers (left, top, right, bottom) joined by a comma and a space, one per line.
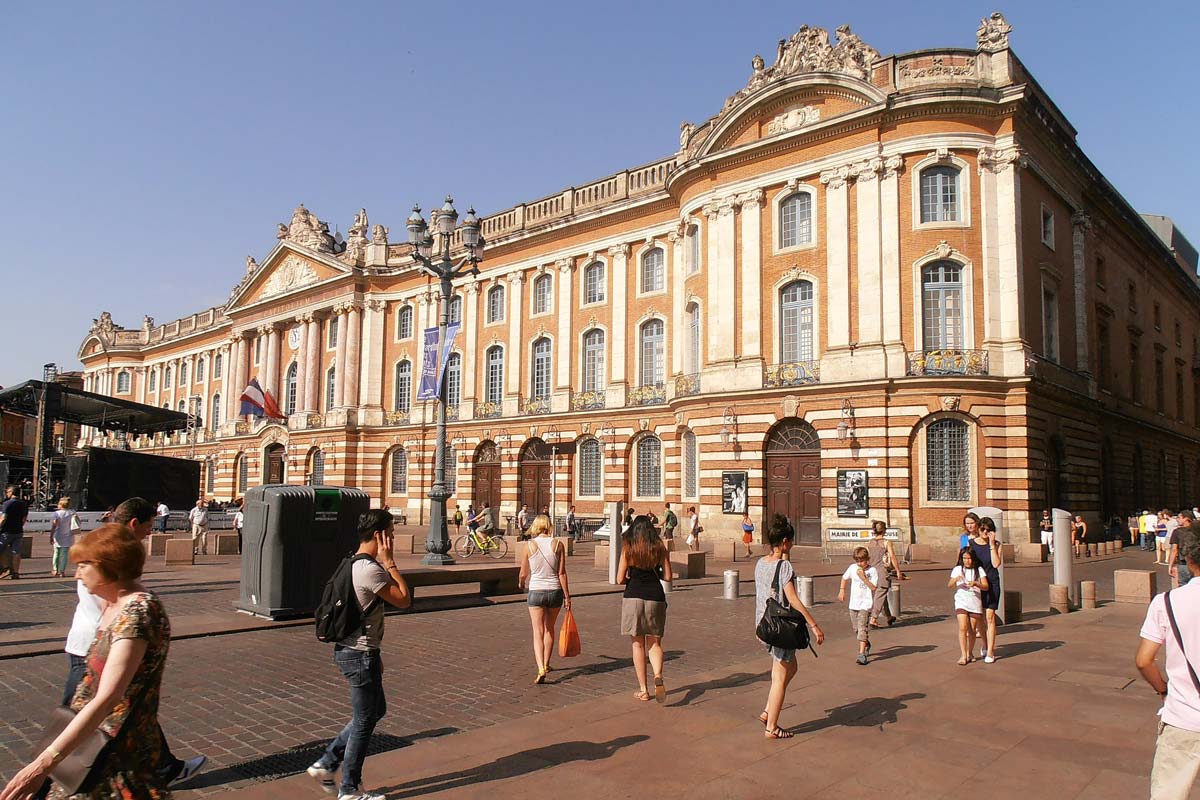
406, 197, 485, 565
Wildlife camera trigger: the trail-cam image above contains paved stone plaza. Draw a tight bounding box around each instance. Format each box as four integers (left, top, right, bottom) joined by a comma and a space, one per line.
0, 539, 1191, 797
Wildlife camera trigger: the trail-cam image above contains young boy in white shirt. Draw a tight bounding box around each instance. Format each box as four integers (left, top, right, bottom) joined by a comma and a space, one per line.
839, 546, 879, 666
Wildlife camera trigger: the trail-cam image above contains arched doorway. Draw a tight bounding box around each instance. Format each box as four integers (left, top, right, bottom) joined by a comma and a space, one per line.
265, 443, 285, 485
473, 441, 501, 526
519, 438, 552, 514
764, 419, 821, 545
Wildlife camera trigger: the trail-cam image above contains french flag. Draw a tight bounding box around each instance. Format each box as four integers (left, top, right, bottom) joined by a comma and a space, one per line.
239, 378, 284, 419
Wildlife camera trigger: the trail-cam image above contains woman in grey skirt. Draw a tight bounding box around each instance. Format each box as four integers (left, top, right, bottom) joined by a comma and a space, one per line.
617, 517, 673, 703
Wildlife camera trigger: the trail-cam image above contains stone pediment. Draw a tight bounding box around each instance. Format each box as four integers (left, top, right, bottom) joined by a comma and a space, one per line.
679, 24, 886, 162
226, 243, 352, 312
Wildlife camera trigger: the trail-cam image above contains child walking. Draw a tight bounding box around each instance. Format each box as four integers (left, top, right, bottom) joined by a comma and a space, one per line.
949, 547, 989, 665
838, 546, 878, 665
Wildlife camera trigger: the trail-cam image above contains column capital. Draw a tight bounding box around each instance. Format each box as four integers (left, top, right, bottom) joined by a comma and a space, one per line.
1071, 209, 1093, 232
849, 157, 883, 183
819, 164, 853, 189
607, 244, 629, 260
736, 188, 765, 209
977, 145, 1027, 174
555, 257, 574, 274
882, 154, 905, 179
295, 312, 315, 324
255, 324, 275, 336
365, 298, 386, 313
507, 270, 525, 286
467, 278, 481, 296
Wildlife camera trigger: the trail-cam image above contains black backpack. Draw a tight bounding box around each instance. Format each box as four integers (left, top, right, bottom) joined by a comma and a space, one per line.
315, 554, 378, 643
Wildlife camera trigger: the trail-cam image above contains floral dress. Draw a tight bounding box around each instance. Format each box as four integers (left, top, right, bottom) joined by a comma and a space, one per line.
51, 591, 171, 800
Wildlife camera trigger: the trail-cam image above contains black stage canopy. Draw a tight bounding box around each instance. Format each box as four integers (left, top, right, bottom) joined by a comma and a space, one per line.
0, 380, 191, 434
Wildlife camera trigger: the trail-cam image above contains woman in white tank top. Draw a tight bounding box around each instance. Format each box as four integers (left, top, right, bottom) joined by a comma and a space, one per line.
518, 515, 571, 684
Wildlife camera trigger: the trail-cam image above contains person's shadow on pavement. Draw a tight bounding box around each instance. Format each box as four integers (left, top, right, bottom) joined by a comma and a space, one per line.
791, 692, 925, 734
378, 735, 649, 798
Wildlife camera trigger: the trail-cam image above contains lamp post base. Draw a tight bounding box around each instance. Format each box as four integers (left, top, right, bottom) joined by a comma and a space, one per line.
422, 486, 455, 566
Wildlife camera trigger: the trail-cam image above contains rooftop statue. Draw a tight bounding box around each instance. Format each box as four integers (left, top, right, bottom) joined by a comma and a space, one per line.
976, 12, 1013, 53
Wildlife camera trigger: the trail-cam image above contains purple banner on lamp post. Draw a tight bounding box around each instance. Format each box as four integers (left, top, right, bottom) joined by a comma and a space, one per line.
436, 323, 461, 395
416, 327, 440, 400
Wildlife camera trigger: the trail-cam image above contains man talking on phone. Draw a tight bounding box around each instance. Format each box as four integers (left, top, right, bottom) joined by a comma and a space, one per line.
308, 509, 411, 800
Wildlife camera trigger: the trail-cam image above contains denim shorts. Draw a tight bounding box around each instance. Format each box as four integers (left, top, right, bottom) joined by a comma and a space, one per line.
766, 644, 796, 662
0, 532, 22, 556
527, 589, 564, 608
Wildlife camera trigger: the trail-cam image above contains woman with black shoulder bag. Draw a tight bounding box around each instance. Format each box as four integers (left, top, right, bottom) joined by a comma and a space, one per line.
754, 518, 824, 739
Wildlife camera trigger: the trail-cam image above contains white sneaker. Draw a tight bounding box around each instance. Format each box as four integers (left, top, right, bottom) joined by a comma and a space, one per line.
983, 655, 996, 664
307, 764, 338, 795
338, 790, 385, 800
171, 755, 207, 786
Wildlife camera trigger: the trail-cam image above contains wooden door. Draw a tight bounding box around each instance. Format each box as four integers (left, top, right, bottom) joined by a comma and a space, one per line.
519, 463, 551, 514
265, 445, 285, 485
765, 453, 821, 546
474, 463, 502, 526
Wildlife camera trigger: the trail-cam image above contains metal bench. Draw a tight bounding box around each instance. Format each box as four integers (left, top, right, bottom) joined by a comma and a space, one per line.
394, 564, 521, 600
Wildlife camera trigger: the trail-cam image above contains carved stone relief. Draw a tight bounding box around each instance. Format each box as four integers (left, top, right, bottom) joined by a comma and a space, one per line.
262, 255, 319, 299
766, 105, 821, 136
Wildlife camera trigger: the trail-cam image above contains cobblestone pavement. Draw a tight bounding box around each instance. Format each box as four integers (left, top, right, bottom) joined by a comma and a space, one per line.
0, 547, 1162, 793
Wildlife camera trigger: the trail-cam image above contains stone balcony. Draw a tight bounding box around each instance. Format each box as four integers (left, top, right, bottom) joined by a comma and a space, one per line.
475, 400, 503, 419
906, 349, 989, 377
675, 373, 700, 397
570, 390, 606, 411
763, 360, 821, 388
628, 383, 666, 406
520, 396, 551, 415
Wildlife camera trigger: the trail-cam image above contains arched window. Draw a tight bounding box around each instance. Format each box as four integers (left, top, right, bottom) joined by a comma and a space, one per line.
148, 369, 157, 393
448, 295, 463, 325
920, 166, 960, 223
325, 367, 336, 411
531, 338, 552, 400
922, 262, 964, 350
683, 429, 698, 499
583, 329, 605, 392
178, 400, 186, 413
397, 305, 414, 339
641, 248, 664, 293
446, 353, 462, 406
327, 316, 339, 348
486, 346, 504, 404
927, 418, 970, 501
284, 363, 298, 415
635, 436, 662, 497
445, 446, 457, 494
394, 360, 412, 412
236, 453, 248, 494
210, 394, 220, 432
686, 224, 701, 274
779, 192, 813, 248
579, 438, 602, 497
686, 303, 701, 373
164, 366, 172, 389
780, 280, 815, 362
390, 448, 408, 493
639, 319, 665, 387
116, 370, 131, 394
311, 450, 326, 485
196, 357, 206, 383
487, 285, 505, 323
180, 362, 189, 385
214, 353, 223, 378
584, 262, 605, 304
533, 274, 552, 314
206, 459, 216, 493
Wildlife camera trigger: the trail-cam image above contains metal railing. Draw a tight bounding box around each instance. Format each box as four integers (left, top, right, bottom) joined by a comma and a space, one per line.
521, 396, 550, 415
906, 349, 989, 376
570, 390, 605, 411
629, 383, 666, 406
764, 360, 821, 387
675, 373, 700, 397
475, 400, 503, 418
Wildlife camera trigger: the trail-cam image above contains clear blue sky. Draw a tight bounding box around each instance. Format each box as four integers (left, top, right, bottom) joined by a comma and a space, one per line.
2, 1, 1196, 387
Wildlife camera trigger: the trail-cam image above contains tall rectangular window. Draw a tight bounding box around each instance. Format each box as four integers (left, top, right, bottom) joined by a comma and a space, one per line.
1176, 368, 1185, 420
920, 167, 960, 223
1130, 338, 1141, 403
780, 281, 814, 362
927, 419, 970, 502
584, 263, 605, 304
1041, 206, 1055, 248
486, 347, 503, 404
639, 320, 664, 386
531, 339, 551, 400
683, 430, 698, 499
533, 274, 552, 314
487, 286, 505, 323
394, 361, 412, 412
397, 306, 414, 339
448, 296, 463, 325
686, 225, 701, 275
390, 450, 408, 493
635, 437, 662, 497
779, 192, 813, 247
640, 248, 664, 293
446, 353, 461, 406
583, 330, 605, 392
1043, 286, 1058, 362
579, 439, 602, 496
922, 263, 963, 350
686, 303, 701, 373
328, 317, 339, 348
1097, 321, 1110, 390
1156, 351, 1166, 413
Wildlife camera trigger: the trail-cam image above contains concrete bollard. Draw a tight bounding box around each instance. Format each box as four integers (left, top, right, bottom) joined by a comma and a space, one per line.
796, 576, 814, 608
723, 569, 740, 600
886, 583, 901, 619
1114, 540, 1124, 552
1081, 580, 1098, 609
1050, 583, 1072, 614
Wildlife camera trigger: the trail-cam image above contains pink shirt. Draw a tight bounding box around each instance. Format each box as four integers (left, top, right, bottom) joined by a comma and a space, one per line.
1140, 580, 1200, 731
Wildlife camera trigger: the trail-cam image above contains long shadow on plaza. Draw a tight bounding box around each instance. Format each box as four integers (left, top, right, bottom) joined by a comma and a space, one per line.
180, 727, 458, 789
867, 644, 937, 662
669, 670, 770, 707
998, 639, 1064, 658
790, 692, 926, 734
550, 650, 684, 684
377, 735, 649, 798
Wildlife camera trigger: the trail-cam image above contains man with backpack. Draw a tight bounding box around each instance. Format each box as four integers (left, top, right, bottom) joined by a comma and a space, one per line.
663, 502, 678, 540
308, 509, 411, 800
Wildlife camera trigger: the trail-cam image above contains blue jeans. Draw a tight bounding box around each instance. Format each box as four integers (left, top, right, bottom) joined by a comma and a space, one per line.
318, 647, 386, 793
62, 653, 87, 707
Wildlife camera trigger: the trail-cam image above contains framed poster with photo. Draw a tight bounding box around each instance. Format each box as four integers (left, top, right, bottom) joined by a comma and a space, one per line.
721, 471, 748, 514
836, 469, 869, 517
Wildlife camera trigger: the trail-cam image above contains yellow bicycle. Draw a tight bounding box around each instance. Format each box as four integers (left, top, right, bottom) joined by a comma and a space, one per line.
454, 528, 509, 559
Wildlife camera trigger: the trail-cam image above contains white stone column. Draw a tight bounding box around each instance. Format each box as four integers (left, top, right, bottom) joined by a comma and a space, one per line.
201, 348, 211, 436
706, 198, 738, 363
853, 159, 883, 345
463, 282, 480, 402
737, 189, 765, 361
304, 316, 321, 411
555, 259, 574, 390
293, 315, 310, 414
136, 367, 147, 404
880, 156, 904, 373
669, 230, 685, 377
333, 305, 348, 408
506, 272, 524, 396
360, 300, 386, 417
609, 245, 629, 384
979, 146, 1028, 375
1072, 211, 1092, 374
343, 301, 362, 407
820, 165, 852, 349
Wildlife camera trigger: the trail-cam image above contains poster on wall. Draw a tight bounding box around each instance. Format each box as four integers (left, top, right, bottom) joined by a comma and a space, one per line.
721, 471, 748, 514
836, 469, 869, 517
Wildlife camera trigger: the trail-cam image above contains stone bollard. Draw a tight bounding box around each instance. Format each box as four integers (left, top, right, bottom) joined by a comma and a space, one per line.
887, 583, 901, 619
1003, 590, 1023, 623
1081, 580, 1098, 609
1102, 541, 1111, 556
723, 569, 740, 600
1050, 584, 1072, 614
1114, 540, 1124, 552
797, 576, 814, 608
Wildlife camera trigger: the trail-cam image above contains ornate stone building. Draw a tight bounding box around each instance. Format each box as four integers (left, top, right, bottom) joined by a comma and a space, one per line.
77, 16, 1200, 546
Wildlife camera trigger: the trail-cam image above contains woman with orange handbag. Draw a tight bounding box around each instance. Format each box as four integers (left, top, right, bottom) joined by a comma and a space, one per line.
617, 517, 672, 703
518, 515, 571, 685
741, 513, 755, 558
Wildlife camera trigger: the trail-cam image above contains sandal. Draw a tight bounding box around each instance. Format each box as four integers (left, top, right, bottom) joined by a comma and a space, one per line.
758, 711, 769, 726
765, 727, 794, 739
634, 690, 652, 701
957, 657, 969, 666
534, 668, 547, 685
653, 675, 666, 704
